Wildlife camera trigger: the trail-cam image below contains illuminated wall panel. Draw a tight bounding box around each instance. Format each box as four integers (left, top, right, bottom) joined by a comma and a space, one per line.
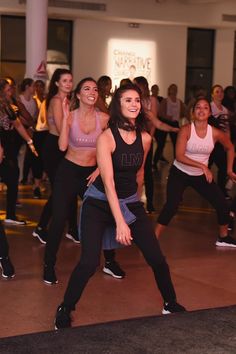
107, 39, 156, 89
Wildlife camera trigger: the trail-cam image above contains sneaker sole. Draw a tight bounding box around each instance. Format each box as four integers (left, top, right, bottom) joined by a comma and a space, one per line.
2, 273, 15, 279
0, 265, 15, 279
65, 233, 80, 244
162, 309, 171, 315
215, 241, 236, 248
102, 267, 124, 279
4, 220, 27, 226
32, 231, 46, 244
43, 279, 58, 285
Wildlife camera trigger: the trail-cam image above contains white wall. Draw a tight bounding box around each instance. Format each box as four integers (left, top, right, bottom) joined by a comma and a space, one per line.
213, 29, 235, 87
73, 19, 187, 100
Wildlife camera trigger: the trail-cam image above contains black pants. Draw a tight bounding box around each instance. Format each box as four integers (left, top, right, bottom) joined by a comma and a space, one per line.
44, 158, 115, 266
0, 130, 21, 219
23, 130, 48, 180
153, 120, 179, 166
63, 198, 176, 311
208, 143, 227, 196
0, 221, 9, 258
144, 142, 154, 209
0, 157, 19, 220
37, 133, 67, 229
158, 165, 230, 226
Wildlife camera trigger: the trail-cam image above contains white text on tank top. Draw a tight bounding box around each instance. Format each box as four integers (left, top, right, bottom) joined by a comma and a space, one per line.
173, 123, 214, 176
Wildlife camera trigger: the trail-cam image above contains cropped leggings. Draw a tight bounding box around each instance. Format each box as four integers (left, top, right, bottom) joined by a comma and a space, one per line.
158, 165, 230, 226
63, 198, 176, 310
44, 158, 116, 267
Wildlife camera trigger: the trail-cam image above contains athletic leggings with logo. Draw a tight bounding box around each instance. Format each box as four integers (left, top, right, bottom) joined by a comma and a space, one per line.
63, 198, 177, 310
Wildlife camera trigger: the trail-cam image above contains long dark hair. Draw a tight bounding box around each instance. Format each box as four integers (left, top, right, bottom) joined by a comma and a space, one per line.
133, 76, 150, 98
46, 68, 72, 109
97, 75, 111, 100
20, 78, 34, 93
109, 83, 147, 132
0, 79, 18, 119
70, 77, 97, 111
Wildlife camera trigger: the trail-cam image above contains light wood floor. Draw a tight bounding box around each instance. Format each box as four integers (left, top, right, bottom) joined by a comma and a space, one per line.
1, 155, 236, 338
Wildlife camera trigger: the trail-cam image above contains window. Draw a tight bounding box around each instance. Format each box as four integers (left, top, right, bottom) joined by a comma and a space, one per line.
185, 28, 215, 102
0, 15, 73, 83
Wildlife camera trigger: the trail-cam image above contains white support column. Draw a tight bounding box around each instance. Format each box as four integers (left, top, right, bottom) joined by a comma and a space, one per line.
213, 29, 235, 87
25, 0, 48, 80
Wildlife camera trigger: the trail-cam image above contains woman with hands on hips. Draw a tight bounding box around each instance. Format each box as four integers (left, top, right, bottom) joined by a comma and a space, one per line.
155, 98, 236, 248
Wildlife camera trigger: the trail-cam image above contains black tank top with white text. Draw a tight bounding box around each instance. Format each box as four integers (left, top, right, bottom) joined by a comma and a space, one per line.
93, 125, 144, 199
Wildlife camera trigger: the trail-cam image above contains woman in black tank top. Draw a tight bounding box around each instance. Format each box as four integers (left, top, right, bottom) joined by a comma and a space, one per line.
54, 84, 185, 329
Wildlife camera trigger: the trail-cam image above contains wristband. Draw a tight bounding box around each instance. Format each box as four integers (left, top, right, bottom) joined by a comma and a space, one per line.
27, 139, 33, 145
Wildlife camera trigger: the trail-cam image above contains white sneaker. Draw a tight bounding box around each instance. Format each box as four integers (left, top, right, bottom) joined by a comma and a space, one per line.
65, 232, 80, 244
4, 218, 27, 226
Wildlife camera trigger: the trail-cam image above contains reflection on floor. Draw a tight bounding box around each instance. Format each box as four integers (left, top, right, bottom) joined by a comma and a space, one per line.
1, 160, 236, 339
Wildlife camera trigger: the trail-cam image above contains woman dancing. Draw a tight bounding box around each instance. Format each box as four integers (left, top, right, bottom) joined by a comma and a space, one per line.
54, 83, 185, 329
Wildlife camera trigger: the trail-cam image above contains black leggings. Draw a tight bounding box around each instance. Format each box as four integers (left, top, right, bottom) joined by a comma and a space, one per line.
44, 158, 116, 266
158, 165, 230, 226
153, 120, 179, 166
208, 143, 227, 196
23, 130, 48, 180
0, 131, 20, 219
144, 142, 154, 209
37, 133, 68, 229
0, 221, 9, 258
63, 198, 176, 311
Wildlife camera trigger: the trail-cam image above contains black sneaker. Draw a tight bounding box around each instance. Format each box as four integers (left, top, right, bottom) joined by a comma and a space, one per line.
33, 187, 41, 199
55, 304, 72, 330
4, 218, 27, 226
216, 235, 236, 248
103, 261, 125, 279
0, 257, 15, 279
43, 264, 58, 285
32, 227, 47, 244
162, 301, 186, 314
65, 230, 80, 244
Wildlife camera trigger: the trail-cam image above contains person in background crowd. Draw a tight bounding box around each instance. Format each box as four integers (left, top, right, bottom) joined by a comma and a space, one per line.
134, 77, 179, 213
0, 78, 37, 225
32, 68, 76, 244
96, 75, 112, 114
156, 83, 186, 162
151, 84, 169, 168
222, 86, 236, 147
19, 78, 41, 198
0, 139, 15, 279
32, 80, 49, 198
209, 84, 231, 198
